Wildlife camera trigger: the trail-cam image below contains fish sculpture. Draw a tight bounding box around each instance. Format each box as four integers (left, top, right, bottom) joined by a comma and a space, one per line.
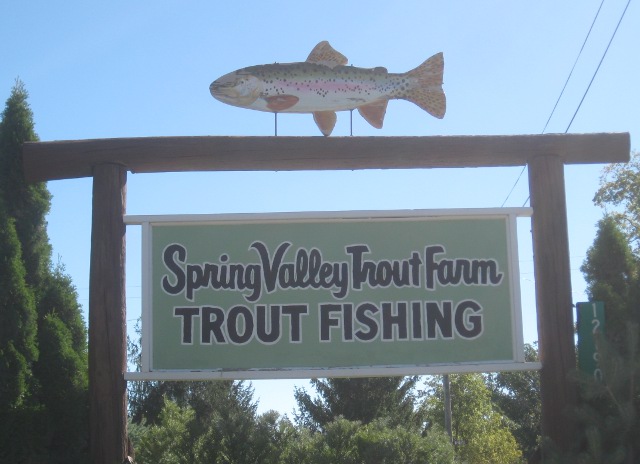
210, 41, 445, 136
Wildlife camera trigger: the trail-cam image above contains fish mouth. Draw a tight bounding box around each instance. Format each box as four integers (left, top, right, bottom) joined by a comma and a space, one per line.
209, 80, 234, 99
209, 80, 244, 105
209, 73, 261, 107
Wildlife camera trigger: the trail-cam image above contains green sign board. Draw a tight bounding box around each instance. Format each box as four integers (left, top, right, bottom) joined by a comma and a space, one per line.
577, 301, 605, 381
128, 209, 530, 379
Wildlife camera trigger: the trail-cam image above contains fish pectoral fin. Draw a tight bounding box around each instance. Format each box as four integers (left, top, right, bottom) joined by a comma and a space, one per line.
306, 41, 348, 69
265, 95, 299, 112
313, 111, 337, 136
357, 99, 388, 129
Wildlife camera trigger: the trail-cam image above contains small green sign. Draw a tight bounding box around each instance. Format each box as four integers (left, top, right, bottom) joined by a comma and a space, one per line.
134, 209, 529, 379
577, 301, 605, 381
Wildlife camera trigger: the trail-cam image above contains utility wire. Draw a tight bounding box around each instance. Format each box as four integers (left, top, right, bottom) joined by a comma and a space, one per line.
542, 0, 606, 134
501, 167, 527, 207
565, 0, 632, 132
500, 0, 618, 207
520, 0, 630, 206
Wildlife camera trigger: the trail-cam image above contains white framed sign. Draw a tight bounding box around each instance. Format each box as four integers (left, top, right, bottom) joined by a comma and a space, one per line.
125, 208, 537, 380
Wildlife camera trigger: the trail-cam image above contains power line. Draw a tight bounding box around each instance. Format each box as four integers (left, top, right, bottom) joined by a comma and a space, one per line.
500, 166, 527, 207
501, 0, 627, 207
542, 0, 606, 134
565, 0, 632, 132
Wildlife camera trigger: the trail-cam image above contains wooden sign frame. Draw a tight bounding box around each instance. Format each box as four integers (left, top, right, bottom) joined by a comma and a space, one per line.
22, 133, 630, 463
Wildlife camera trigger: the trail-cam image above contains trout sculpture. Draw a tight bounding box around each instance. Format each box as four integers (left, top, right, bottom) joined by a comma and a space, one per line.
210, 41, 445, 136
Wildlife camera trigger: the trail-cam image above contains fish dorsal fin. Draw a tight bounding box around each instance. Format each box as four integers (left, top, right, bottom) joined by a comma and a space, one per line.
306, 41, 348, 68
313, 111, 337, 136
357, 99, 388, 129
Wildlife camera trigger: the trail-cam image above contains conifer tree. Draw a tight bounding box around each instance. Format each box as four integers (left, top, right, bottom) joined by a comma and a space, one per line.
294, 376, 421, 432
0, 80, 89, 462
0, 79, 51, 291
0, 197, 38, 411
565, 216, 640, 463
556, 155, 640, 463
581, 215, 640, 350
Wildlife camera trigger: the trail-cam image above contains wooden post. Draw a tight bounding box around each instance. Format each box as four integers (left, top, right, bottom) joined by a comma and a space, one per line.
528, 155, 577, 453
89, 163, 128, 464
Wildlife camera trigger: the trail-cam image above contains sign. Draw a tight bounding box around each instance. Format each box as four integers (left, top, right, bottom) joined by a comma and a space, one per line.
126, 208, 531, 380
577, 301, 605, 381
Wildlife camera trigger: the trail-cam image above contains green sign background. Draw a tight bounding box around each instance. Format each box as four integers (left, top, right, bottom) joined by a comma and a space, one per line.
577, 301, 605, 380
148, 215, 519, 372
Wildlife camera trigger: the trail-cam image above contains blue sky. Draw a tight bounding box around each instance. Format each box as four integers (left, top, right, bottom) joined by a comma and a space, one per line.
1, 0, 637, 415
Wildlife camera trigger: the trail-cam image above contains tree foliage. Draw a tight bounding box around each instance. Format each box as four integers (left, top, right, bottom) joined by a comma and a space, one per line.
0, 79, 51, 290
487, 343, 541, 461
294, 376, 422, 432
34, 313, 89, 460
0, 80, 89, 462
581, 215, 640, 349
0, 198, 37, 411
136, 397, 195, 464
133, 394, 296, 464
593, 150, 640, 254
561, 215, 640, 463
280, 417, 454, 464
423, 373, 522, 463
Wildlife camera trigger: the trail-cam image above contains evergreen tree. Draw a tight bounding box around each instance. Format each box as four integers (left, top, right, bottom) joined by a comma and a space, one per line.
581, 215, 640, 349
136, 397, 195, 464
0, 197, 38, 411
35, 313, 89, 460
0, 80, 89, 462
0, 79, 51, 291
294, 376, 421, 432
560, 216, 640, 463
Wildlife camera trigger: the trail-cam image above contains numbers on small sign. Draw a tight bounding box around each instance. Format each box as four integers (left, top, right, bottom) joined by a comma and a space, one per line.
594, 368, 603, 382
591, 303, 603, 381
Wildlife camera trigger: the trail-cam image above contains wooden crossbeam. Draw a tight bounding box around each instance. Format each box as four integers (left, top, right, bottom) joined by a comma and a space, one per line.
23, 133, 630, 182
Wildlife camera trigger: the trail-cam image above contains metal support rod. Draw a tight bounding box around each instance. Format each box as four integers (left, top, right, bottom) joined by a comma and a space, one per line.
350, 109, 353, 136
443, 374, 453, 441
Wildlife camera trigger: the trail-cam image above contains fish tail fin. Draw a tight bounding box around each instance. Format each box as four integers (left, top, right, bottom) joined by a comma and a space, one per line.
404, 52, 446, 119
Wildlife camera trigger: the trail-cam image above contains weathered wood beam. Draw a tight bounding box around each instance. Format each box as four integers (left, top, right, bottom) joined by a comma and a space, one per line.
528, 155, 578, 453
89, 164, 128, 464
23, 133, 630, 182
